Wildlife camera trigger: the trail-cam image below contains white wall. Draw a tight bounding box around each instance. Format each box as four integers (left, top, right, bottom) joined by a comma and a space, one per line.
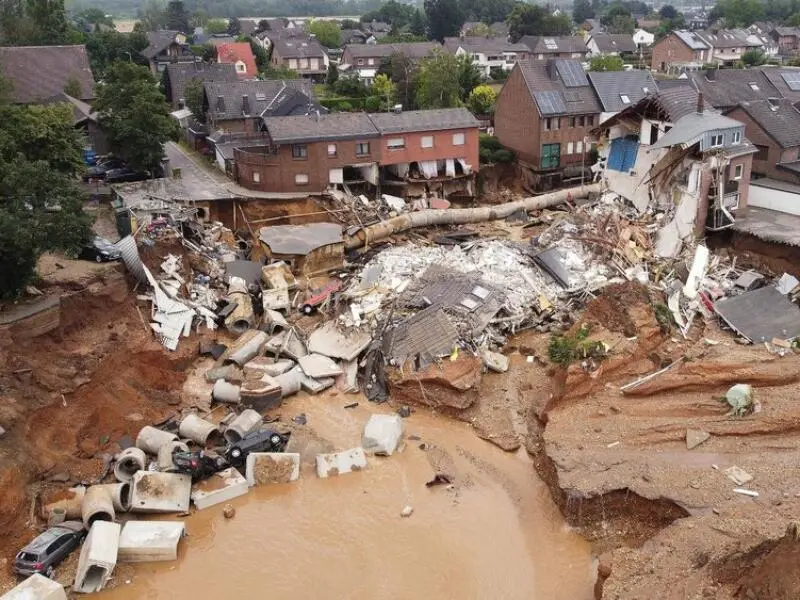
749, 183, 800, 216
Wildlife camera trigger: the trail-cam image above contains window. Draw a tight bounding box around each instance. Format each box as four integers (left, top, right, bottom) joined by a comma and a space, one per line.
356, 142, 370, 156
541, 143, 560, 169
567, 141, 574, 155
551, 118, 560, 130
543, 118, 550, 131
586, 115, 594, 126
387, 137, 406, 149
620, 94, 631, 104
327, 143, 337, 157
537, 53, 544, 60
252, 172, 260, 183
421, 135, 434, 148
452, 132, 465, 146
295, 173, 309, 185
734, 164, 743, 180
755, 144, 769, 161
576, 140, 584, 154
357, 58, 365, 65
710, 134, 723, 147
569, 116, 576, 128
749, 82, 759, 91
236, 61, 246, 73
292, 144, 307, 159
368, 58, 375, 65
578, 116, 585, 127
732, 130, 741, 144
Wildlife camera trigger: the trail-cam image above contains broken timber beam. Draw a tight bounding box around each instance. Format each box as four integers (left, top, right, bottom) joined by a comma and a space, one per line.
343, 184, 602, 250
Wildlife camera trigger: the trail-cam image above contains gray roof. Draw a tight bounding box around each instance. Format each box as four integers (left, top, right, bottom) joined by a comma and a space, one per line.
519, 36, 588, 55
368, 108, 480, 134
689, 69, 780, 109
760, 67, 800, 101
343, 42, 441, 60
588, 71, 658, 112
673, 30, 710, 50
516, 60, 601, 117
272, 36, 327, 59
164, 62, 239, 105
650, 112, 744, 149
771, 26, 800, 38
733, 99, 800, 148
41, 92, 97, 125
654, 86, 704, 121
442, 36, 530, 54
589, 33, 637, 53
142, 30, 186, 59
697, 29, 761, 48
0, 45, 95, 103
259, 223, 343, 255
204, 80, 317, 121
264, 112, 379, 144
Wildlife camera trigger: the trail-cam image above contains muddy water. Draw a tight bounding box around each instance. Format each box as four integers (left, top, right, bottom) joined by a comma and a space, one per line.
101, 394, 595, 600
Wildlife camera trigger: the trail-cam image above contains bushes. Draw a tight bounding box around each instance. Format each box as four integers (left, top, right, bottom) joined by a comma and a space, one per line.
479, 134, 515, 164
320, 97, 364, 111
547, 324, 607, 366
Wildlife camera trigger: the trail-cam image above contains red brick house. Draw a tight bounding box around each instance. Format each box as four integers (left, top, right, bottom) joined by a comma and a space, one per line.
651, 30, 710, 73
770, 27, 800, 56
494, 59, 600, 190
216, 42, 258, 79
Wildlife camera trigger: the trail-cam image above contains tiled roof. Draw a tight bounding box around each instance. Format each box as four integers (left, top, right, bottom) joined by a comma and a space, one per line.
343, 42, 441, 60
760, 67, 800, 101
772, 26, 800, 37
689, 69, 780, 109
734, 99, 800, 148
589, 33, 637, 53
40, 92, 97, 124
673, 30, 709, 50
695, 29, 760, 49
368, 108, 479, 134
656, 86, 704, 121
0, 45, 95, 103
588, 71, 658, 112
204, 79, 318, 121
442, 36, 529, 54
516, 60, 601, 116
142, 30, 186, 59
519, 36, 588, 54
164, 62, 238, 105
216, 42, 258, 77
272, 36, 327, 59
263, 112, 379, 143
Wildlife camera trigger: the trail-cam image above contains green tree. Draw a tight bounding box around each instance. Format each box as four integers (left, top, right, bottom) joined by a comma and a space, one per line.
204, 18, 228, 33
361, 1, 417, 29
460, 0, 516, 24
658, 4, 679, 19
742, 48, 767, 65
165, 0, 190, 32
340, 18, 361, 29
0, 0, 70, 45
227, 17, 241, 36
707, 0, 764, 27
262, 64, 299, 79
416, 51, 461, 108
308, 19, 341, 48
507, 4, 571, 41
464, 22, 491, 36
609, 14, 636, 33
424, 0, 465, 41
63, 76, 82, 98
409, 9, 427, 37
467, 84, 496, 114
137, 0, 167, 31
95, 62, 180, 172
326, 61, 339, 86
77, 8, 115, 31
371, 73, 397, 109
183, 77, 205, 121
85, 29, 149, 79
387, 52, 419, 109
248, 38, 268, 70
456, 54, 483, 101
589, 54, 625, 70
573, 0, 595, 23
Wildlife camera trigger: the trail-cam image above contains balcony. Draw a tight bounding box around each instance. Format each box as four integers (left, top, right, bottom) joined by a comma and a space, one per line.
723, 191, 740, 210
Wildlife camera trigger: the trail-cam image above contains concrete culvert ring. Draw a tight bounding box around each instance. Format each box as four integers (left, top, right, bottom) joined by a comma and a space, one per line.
114, 447, 146, 482
82, 485, 116, 528
88, 511, 113, 526
231, 320, 250, 334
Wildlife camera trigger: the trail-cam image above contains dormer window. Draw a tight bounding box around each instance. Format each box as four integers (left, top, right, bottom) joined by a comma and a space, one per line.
732, 130, 741, 144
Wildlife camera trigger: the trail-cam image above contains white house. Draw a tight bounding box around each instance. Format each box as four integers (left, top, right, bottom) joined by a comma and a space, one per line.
442, 36, 530, 78
633, 29, 655, 47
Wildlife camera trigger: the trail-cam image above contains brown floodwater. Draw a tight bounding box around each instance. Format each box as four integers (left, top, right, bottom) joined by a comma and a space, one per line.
100, 393, 595, 600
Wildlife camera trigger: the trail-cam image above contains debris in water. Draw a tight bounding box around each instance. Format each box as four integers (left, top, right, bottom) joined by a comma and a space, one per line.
724, 384, 755, 416
223, 504, 235, 518
292, 413, 308, 425
344, 402, 359, 409
397, 405, 411, 418
400, 505, 414, 518
425, 474, 453, 487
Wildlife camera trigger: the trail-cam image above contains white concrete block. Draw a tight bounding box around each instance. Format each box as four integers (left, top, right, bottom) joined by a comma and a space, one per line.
481, 349, 509, 373
130, 471, 191, 514
298, 353, 343, 378
118, 521, 185, 563
74, 521, 121, 594
316, 447, 367, 478
191, 467, 249, 510
362, 414, 404, 456
245, 452, 300, 486
1, 574, 66, 600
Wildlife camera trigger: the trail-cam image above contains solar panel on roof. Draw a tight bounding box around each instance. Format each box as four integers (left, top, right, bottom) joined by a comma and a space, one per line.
781, 72, 800, 91
555, 59, 589, 87
563, 90, 580, 102
534, 90, 567, 115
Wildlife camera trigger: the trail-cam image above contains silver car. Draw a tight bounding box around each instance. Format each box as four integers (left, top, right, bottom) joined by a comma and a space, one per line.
14, 521, 86, 578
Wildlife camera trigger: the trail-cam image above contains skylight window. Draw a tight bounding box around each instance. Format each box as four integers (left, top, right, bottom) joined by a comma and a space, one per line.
620, 94, 631, 104
544, 38, 558, 50
749, 82, 759, 90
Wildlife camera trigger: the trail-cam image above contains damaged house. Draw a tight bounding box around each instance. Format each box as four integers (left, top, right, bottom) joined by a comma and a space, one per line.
595, 89, 756, 257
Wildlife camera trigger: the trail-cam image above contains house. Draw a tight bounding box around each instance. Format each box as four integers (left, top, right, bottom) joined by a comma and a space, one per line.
636, 18, 661, 31
688, 13, 709, 31
258, 223, 344, 276
519, 36, 589, 61
271, 37, 329, 81
366, 21, 392, 35
494, 59, 601, 190
216, 42, 258, 79
206, 35, 237, 47
141, 30, 194, 73
340, 42, 441, 85
734, 28, 778, 57
594, 89, 756, 253
234, 112, 381, 195
580, 19, 603, 39
163, 62, 239, 109
442, 36, 530, 77
41, 93, 109, 154
203, 79, 321, 134
724, 99, 800, 184
369, 108, 480, 199
688, 68, 780, 111
760, 67, 800, 103
490, 22, 510, 39
588, 70, 658, 122
459, 21, 510, 39
770, 27, 800, 56
651, 30, 711, 73
750, 22, 775, 37
341, 29, 369, 45
633, 28, 655, 48
0, 45, 95, 104
694, 30, 762, 65
586, 33, 638, 57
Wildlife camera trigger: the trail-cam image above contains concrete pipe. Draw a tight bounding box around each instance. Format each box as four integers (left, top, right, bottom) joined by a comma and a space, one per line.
179, 414, 224, 447
227, 329, 269, 366
136, 426, 179, 455
225, 277, 255, 335
114, 447, 146, 482
42, 486, 85, 520
47, 507, 67, 527
82, 485, 116, 529
224, 409, 263, 444
157, 440, 190, 472
91, 483, 132, 513
212, 379, 241, 404
274, 368, 303, 398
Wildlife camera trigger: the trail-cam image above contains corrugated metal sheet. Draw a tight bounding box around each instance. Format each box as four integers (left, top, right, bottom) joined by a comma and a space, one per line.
117, 235, 147, 283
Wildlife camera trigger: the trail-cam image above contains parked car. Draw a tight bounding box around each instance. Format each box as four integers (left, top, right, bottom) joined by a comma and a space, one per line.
172, 450, 228, 482
104, 168, 149, 184
82, 158, 125, 182
79, 236, 121, 263
14, 521, 86, 578
226, 429, 290, 468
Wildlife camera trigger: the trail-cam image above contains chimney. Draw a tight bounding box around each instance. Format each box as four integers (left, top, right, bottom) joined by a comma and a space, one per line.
697, 92, 704, 115
242, 94, 250, 115
217, 95, 225, 112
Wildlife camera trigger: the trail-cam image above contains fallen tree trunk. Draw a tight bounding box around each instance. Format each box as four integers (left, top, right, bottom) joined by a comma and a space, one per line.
344, 184, 601, 250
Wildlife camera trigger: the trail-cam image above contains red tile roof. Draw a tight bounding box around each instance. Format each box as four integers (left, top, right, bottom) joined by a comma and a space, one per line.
216, 43, 258, 79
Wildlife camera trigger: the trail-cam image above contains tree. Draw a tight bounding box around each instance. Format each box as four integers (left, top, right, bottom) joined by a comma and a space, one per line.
204, 18, 228, 33
573, 0, 595, 23
371, 73, 397, 109
138, 0, 167, 32
256, 18, 271, 31
424, 0, 465, 41
0, 0, 70, 45
467, 84, 496, 114
227, 17, 241, 36
460, 0, 517, 24
85, 29, 149, 79
326, 61, 339, 86
94, 62, 180, 173
608, 14, 636, 33
183, 78, 205, 121
387, 52, 419, 109
742, 48, 767, 65
361, 1, 417, 29
456, 54, 483, 101
77, 8, 115, 31
340, 19, 361, 29
416, 51, 461, 108
248, 38, 268, 71
658, 4, 679, 20
409, 9, 427, 37
165, 0, 190, 33
708, 0, 764, 27
464, 22, 491, 36
507, 4, 571, 41
308, 20, 341, 48
262, 64, 299, 79
589, 54, 625, 71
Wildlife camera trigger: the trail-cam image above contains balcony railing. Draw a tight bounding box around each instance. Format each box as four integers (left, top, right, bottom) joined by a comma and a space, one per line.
722, 191, 740, 210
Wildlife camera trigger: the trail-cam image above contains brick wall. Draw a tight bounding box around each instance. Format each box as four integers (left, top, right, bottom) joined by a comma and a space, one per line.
539, 115, 598, 168
651, 34, 697, 71
495, 67, 541, 164
379, 128, 480, 170
725, 106, 800, 184
728, 153, 753, 209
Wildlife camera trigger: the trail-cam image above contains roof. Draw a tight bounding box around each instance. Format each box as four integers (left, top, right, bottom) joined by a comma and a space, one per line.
113, 176, 234, 204
695, 29, 758, 49
587, 71, 658, 112
519, 36, 588, 55
164, 62, 239, 104
689, 69, 780, 109
343, 42, 441, 60
672, 30, 710, 50
216, 42, 258, 76
368, 108, 479, 134
650, 111, 744, 149
732, 99, 800, 148
40, 92, 97, 125
442, 36, 529, 54
142, 30, 186, 59
0, 45, 95, 103
272, 36, 327, 59
771, 26, 800, 38
204, 79, 318, 121
588, 33, 637, 53
264, 112, 379, 143
516, 60, 600, 117
654, 86, 704, 121
760, 67, 800, 101
206, 35, 237, 46
259, 223, 343, 255
732, 205, 800, 247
